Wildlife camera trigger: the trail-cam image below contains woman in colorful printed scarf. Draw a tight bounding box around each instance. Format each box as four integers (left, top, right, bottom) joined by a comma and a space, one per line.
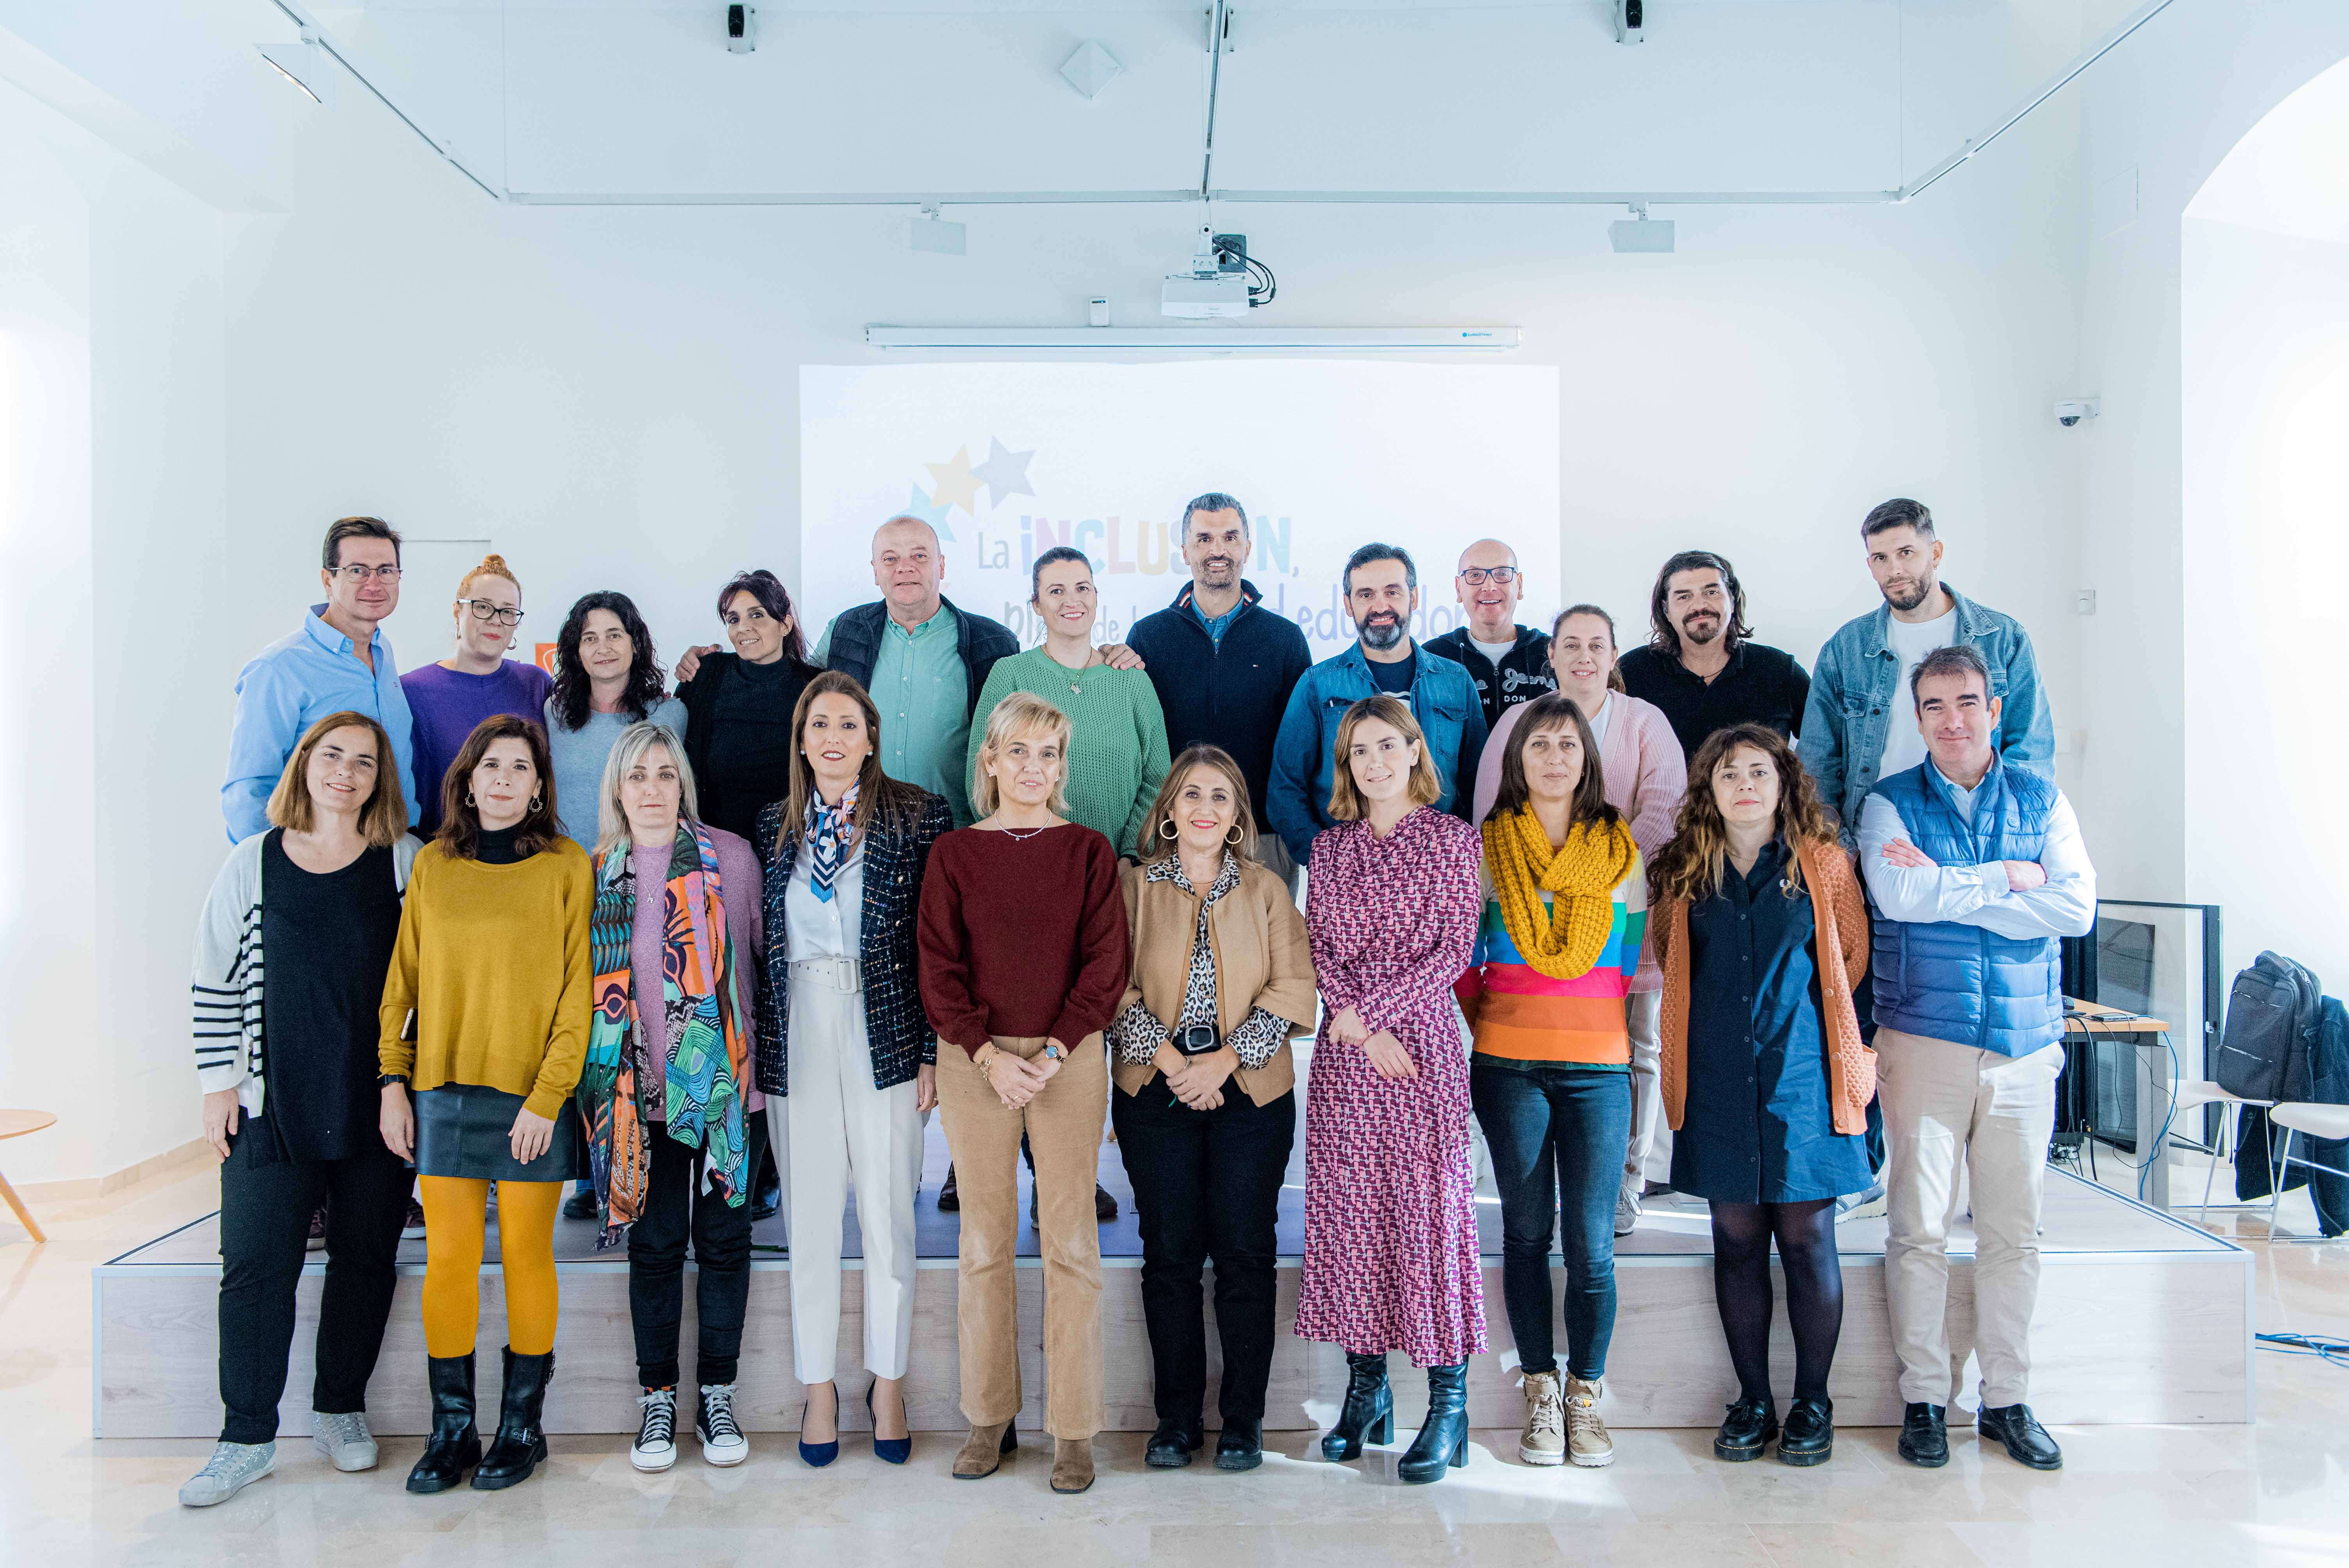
752, 670, 951, 1468
377, 714, 592, 1495
575, 722, 766, 1474
1458, 691, 1647, 1473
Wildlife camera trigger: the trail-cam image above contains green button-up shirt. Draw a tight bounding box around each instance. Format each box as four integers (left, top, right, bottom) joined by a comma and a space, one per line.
815, 604, 975, 825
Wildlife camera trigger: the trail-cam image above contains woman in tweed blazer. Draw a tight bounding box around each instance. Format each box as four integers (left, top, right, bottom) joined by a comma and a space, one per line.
753, 671, 950, 1466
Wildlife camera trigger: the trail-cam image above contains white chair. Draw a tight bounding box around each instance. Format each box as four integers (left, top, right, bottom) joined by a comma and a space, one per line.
2163, 1080, 2269, 1213
2265, 1101, 2349, 1243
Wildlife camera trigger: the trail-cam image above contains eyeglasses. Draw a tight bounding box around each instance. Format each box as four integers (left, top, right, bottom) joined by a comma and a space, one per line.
330, 563, 403, 583
1458, 567, 1519, 586
457, 599, 524, 626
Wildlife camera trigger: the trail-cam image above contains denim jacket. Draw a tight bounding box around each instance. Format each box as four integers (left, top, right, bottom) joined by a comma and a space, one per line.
1264, 641, 1488, 868
1797, 582, 2053, 845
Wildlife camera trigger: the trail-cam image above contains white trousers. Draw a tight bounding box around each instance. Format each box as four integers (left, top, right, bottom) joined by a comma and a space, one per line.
1623, 989, 1668, 1194
1877, 1028, 2063, 1409
766, 970, 924, 1384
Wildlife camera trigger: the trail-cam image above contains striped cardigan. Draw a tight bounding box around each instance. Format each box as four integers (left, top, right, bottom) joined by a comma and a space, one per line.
191, 831, 421, 1118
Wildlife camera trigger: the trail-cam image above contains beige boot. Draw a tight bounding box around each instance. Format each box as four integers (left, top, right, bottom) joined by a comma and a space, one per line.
1564, 1376, 1615, 1468
1050, 1436, 1096, 1494
1518, 1370, 1566, 1466
953, 1420, 1015, 1479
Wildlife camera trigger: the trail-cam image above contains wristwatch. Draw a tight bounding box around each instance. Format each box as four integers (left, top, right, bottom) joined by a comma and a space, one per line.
1041, 1043, 1066, 1062
378, 1073, 409, 1088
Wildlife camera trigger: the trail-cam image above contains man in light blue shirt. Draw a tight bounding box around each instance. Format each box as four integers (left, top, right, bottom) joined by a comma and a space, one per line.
221, 517, 418, 843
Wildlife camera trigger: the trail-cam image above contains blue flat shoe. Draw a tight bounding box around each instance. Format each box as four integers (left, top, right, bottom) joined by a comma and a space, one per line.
798, 1393, 839, 1468
866, 1381, 911, 1466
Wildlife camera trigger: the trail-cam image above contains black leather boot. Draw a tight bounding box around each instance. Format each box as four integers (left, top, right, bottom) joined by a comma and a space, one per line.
1712, 1395, 1777, 1462
1321, 1352, 1394, 1461
1776, 1396, 1833, 1466
405, 1354, 480, 1494
471, 1347, 553, 1490
1898, 1402, 1949, 1467
1146, 1415, 1203, 1468
1214, 1418, 1264, 1472
1978, 1403, 2063, 1470
1397, 1363, 1469, 1483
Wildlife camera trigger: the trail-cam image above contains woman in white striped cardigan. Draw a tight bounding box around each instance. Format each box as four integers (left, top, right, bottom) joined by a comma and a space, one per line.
181, 711, 420, 1509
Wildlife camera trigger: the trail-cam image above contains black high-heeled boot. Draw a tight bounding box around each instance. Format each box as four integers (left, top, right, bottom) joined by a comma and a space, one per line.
1321, 1352, 1394, 1461
1397, 1363, 1469, 1484
472, 1347, 553, 1490
405, 1354, 480, 1494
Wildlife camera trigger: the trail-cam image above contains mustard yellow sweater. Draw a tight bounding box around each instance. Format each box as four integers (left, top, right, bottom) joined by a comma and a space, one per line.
378, 839, 594, 1120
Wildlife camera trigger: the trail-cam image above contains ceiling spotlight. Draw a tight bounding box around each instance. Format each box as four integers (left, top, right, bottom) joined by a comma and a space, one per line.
1609, 203, 1674, 253
911, 204, 967, 255
257, 29, 335, 106
727, 4, 756, 53
1615, 0, 1645, 44
1060, 40, 1123, 100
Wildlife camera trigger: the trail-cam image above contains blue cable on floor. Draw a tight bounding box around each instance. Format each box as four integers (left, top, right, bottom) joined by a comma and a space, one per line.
2255, 1332, 2349, 1371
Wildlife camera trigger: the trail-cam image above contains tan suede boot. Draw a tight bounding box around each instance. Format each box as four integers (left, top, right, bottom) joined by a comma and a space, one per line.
1050, 1437, 1095, 1493
953, 1420, 1015, 1479
1564, 1376, 1615, 1468
1518, 1370, 1566, 1466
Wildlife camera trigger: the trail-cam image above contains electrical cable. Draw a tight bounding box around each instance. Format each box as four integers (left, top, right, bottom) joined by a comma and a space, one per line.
1244, 254, 1277, 306
2256, 1332, 2349, 1372
2138, 1028, 2181, 1204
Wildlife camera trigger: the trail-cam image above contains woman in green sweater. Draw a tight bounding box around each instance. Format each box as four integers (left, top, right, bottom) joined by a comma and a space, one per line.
968, 547, 1171, 861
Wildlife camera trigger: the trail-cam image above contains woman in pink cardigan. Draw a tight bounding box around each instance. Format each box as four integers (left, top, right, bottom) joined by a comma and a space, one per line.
1474, 604, 1687, 1234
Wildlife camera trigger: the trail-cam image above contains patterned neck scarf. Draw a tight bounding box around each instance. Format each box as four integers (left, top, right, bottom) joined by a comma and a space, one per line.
578, 822, 752, 1250
806, 783, 859, 902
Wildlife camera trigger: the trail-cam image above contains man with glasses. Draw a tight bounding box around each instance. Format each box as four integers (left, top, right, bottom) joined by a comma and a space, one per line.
222, 517, 420, 843
1616, 549, 1811, 761
1423, 538, 1556, 729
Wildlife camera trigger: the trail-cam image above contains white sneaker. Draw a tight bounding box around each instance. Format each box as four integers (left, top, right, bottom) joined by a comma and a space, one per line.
1614, 1186, 1641, 1237
179, 1440, 274, 1507
631, 1388, 677, 1472
312, 1410, 378, 1472
698, 1383, 749, 1467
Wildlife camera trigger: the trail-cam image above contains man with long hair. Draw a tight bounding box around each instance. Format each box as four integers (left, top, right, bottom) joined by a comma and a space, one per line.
1616, 549, 1811, 762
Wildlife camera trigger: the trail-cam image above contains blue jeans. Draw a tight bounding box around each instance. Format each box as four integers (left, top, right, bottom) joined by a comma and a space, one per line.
1470, 1061, 1633, 1380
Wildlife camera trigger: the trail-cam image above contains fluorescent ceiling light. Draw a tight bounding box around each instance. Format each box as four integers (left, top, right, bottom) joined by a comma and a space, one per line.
257, 30, 335, 106
866, 326, 1520, 352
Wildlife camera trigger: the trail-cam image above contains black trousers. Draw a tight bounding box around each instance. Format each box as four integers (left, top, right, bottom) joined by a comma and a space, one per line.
627, 1114, 764, 1388
1112, 1080, 1295, 1426
216, 1131, 411, 1445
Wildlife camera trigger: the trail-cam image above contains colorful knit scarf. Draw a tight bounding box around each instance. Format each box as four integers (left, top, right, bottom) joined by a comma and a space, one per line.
1482, 806, 1638, 981
578, 822, 751, 1251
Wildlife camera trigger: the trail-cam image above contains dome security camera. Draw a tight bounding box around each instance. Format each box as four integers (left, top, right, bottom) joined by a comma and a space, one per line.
2053, 398, 2100, 428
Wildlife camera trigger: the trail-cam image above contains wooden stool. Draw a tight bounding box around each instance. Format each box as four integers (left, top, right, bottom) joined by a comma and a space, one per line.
0, 1111, 58, 1244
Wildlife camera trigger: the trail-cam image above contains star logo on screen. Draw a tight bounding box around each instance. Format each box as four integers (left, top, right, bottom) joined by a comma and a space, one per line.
924, 437, 1035, 516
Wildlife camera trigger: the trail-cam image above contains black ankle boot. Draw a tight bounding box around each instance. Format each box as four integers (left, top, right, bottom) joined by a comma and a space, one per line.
1713, 1394, 1777, 1462
1397, 1363, 1469, 1483
1321, 1352, 1394, 1461
1214, 1418, 1264, 1472
1146, 1415, 1203, 1468
1776, 1396, 1833, 1466
406, 1354, 480, 1494
472, 1347, 553, 1490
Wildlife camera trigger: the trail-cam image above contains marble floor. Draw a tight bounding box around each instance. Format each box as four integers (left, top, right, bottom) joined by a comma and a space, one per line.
5, 1156, 2347, 1568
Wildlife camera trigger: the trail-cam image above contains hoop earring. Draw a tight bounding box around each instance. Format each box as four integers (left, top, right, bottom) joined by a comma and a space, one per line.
1224, 823, 1245, 847
465, 792, 476, 807
1158, 820, 1180, 841
527, 796, 542, 814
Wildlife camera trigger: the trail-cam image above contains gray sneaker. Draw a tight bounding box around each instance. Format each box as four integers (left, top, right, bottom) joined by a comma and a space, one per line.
179, 1440, 275, 1507
313, 1410, 378, 1472
1614, 1186, 1641, 1237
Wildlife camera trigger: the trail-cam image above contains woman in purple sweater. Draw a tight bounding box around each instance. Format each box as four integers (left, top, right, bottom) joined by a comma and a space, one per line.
401, 554, 555, 834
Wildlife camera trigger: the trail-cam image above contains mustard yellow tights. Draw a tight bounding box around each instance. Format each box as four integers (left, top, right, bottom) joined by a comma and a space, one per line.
418, 1177, 563, 1358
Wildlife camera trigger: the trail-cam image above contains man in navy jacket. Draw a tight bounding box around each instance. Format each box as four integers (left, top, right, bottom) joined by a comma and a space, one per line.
1127, 494, 1313, 880
1265, 543, 1487, 869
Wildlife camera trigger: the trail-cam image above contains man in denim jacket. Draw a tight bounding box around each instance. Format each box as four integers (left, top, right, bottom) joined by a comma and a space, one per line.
1265, 543, 1487, 868
1798, 499, 2053, 846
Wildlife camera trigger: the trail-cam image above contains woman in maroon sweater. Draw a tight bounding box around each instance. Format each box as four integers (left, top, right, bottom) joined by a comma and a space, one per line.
918, 690, 1128, 1496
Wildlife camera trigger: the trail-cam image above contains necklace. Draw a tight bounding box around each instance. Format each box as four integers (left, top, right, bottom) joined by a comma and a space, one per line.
996, 823, 1051, 841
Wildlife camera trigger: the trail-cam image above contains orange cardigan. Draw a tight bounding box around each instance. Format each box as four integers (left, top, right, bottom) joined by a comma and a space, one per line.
1651, 837, 1874, 1136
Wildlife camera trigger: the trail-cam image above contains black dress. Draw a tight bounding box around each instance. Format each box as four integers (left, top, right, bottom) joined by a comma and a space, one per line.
1670, 840, 1871, 1204
679, 653, 816, 841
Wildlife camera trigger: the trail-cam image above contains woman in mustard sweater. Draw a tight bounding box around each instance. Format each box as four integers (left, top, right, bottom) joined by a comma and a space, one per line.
378, 713, 593, 1495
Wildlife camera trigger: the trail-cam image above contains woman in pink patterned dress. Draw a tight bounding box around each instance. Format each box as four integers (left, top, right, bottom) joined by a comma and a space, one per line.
1297, 694, 1487, 1485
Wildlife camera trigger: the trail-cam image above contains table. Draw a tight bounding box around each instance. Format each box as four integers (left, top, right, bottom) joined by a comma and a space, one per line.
2064, 1000, 2178, 1209
0, 1110, 57, 1244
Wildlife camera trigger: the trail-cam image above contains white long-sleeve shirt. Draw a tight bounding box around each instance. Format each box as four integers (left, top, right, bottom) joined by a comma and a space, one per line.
1858, 770, 2096, 941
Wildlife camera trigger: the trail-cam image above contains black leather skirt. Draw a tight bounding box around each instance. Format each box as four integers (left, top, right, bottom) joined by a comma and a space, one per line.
413, 1083, 585, 1183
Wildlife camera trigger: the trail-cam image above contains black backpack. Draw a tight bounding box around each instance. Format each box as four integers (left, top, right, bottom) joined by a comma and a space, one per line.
2213, 951, 2322, 1101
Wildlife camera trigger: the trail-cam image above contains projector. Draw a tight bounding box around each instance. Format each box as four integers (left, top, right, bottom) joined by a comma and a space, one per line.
1162, 271, 1253, 319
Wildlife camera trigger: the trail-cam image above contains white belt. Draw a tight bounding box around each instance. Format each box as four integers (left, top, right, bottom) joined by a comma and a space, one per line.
790, 955, 863, 993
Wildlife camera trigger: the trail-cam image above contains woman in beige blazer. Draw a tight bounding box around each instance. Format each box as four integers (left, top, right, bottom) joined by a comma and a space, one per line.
1107, 744, 1317, 1475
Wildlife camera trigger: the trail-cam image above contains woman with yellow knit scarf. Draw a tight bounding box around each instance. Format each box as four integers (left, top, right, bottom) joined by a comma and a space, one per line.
1458, 691, 1646, 1472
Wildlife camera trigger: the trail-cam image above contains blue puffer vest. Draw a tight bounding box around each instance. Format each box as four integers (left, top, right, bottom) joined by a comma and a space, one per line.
1869, 756, 2063, 1057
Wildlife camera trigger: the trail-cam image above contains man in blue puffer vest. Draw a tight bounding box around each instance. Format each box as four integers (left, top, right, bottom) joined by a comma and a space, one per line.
1859, 644, 2096, 1475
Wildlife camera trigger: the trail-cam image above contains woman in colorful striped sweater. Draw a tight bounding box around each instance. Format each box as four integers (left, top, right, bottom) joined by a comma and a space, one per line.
1457, 691, 1647, 1472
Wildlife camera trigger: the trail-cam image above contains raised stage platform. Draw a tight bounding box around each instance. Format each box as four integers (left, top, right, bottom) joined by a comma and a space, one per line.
96, 1098, 2252, 1439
